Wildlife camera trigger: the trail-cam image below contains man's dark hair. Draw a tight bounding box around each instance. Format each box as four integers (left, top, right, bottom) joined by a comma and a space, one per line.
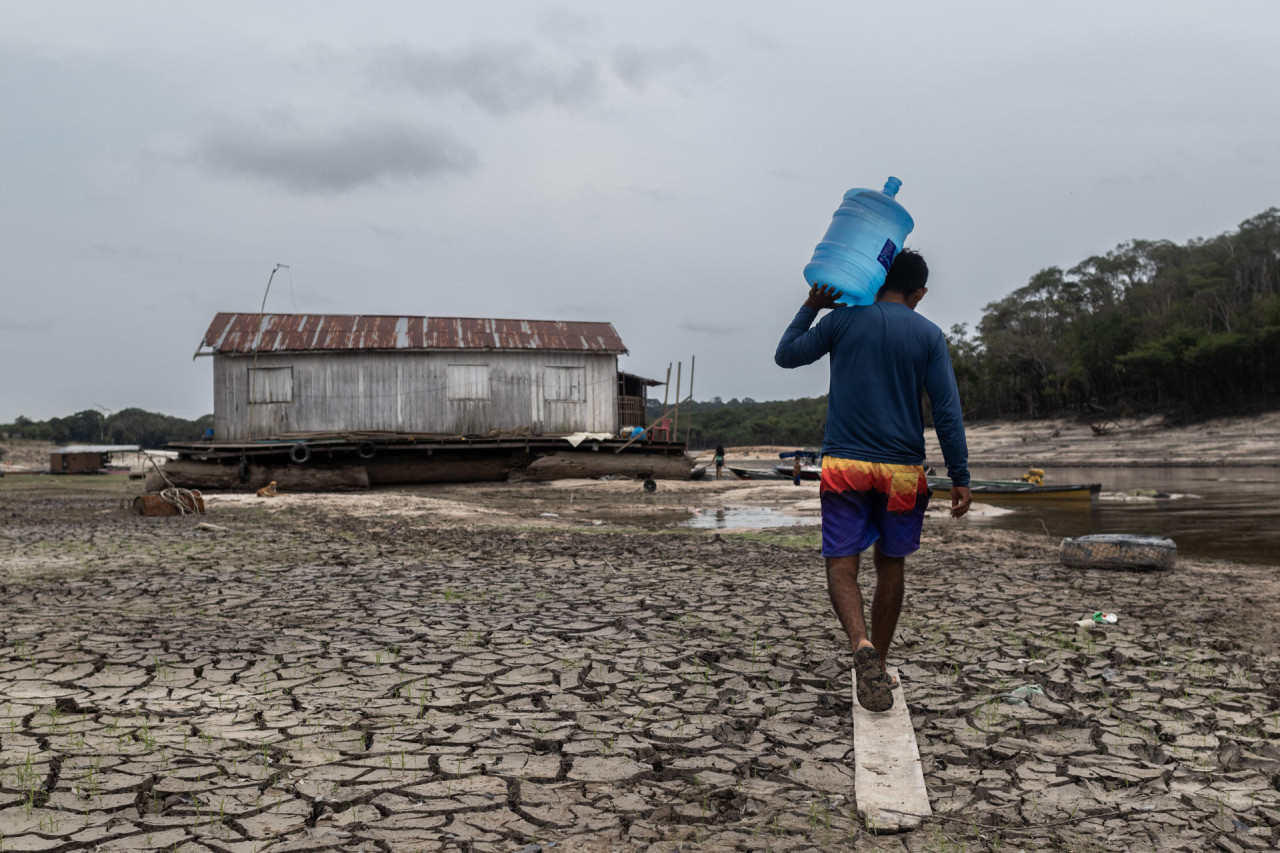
880, 248, 928, 296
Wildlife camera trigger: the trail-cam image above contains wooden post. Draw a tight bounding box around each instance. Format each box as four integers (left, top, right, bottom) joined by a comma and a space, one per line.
684, 355, 696, 446
672, 361, 682, 445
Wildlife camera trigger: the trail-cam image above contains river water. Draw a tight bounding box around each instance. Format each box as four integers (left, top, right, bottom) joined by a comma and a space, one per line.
966, 466, 1280, 567
689, 462, 1278, 566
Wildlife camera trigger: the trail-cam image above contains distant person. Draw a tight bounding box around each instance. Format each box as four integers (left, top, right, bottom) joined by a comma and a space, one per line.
792, 454, 803, 486
775, 249, 971, 712
714, 445, 725, 480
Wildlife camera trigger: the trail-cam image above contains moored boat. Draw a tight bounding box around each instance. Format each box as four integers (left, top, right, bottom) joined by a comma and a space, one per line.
772, 463, 821, 480
776, 450, 822, 481
928, 477, 1101, 502
728, 466, 789, 480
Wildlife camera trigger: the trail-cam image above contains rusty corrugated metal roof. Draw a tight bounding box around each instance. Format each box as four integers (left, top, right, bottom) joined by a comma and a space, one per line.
201, 314, 628, 355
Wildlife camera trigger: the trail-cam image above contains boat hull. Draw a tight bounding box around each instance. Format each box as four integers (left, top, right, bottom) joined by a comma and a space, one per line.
773, 465, 821, 480
728, 467, 788, 481
928, 478, 1101, 503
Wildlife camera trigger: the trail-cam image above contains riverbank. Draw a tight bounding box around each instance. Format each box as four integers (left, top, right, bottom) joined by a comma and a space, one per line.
689, 411, 1280, 469
934, 411, 1280, 468
2, 476, 1278, 851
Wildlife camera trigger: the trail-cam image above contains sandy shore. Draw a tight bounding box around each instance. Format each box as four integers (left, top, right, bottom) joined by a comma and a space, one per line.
932, 412, 1280, 468
688, 411, 1280, 469
1, 475, 1278, 851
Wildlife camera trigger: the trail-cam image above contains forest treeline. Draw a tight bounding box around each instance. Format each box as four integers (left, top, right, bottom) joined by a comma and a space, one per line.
950, 207, 1280, 417
668, 207, 1280, 448
2, 409, 214, 449
646, 396, 828, 450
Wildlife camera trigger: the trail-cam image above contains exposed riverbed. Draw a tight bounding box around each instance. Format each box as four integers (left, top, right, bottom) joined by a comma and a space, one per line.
3, 475, 1279, 850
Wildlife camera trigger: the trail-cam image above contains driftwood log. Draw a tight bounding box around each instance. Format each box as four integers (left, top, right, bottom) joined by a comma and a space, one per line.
146, 460, 369, 493
524, 452, 692, 482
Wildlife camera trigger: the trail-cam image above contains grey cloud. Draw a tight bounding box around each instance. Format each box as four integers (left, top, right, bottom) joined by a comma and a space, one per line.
766, 168, 807, 183
538, 7, 598, 41
77, 243, 186, 261
741, 28, 784, 52
554, 301, 612, 318
1097, 164, 1178, 188
0, 319, 52, 333
612, 45, 706, 89
196, 117, 477, 193
678, 321, 736, 336
623, 185, 682, 205
370, 44, 598, 115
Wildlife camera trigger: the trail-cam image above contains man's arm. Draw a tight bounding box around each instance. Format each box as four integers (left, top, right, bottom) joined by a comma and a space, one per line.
775, 284, 843, 368
923, 333, 972, 516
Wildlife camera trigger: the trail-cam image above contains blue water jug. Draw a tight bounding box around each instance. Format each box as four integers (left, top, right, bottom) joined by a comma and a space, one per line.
803, 177, 915, 306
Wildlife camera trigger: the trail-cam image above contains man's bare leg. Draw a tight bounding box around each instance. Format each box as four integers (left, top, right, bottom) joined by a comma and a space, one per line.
871, 546, 906, 673
825, 555, 874, 652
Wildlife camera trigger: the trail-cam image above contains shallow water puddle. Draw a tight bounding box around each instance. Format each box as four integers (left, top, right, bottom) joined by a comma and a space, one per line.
680, 506, 820, 529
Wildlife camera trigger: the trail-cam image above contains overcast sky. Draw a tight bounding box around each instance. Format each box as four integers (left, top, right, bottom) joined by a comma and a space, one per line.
3, 1, 1279, 421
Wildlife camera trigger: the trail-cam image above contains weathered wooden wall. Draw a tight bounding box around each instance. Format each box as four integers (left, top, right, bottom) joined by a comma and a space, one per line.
50, 452, 104, 473
212, 351, 619, 441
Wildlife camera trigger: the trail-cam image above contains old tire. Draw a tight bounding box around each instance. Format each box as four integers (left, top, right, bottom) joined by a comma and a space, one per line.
643, 479, 657, 493
289, 443, 311, 464
357, 441, 377, 460
1060, 534, 1176, 570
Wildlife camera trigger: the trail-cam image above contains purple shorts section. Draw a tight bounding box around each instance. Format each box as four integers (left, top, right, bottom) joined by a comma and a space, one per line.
820, 487, 930, 558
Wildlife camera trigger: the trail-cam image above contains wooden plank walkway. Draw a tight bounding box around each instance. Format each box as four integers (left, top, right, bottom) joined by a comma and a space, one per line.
851, 666, 932, 832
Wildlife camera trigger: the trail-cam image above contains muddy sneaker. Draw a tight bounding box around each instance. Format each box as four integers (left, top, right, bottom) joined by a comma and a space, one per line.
854, 646, 893, 712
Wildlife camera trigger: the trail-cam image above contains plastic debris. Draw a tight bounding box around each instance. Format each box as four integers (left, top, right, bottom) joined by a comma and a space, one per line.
1092, 611, 1118, 624
1003, 684, 1044, 705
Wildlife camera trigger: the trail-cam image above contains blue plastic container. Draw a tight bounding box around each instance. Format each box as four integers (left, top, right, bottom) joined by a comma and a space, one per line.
803, 177, 915, 306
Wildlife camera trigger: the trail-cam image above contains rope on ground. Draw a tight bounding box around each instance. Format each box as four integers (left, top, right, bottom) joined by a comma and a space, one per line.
142, 452, 201, 516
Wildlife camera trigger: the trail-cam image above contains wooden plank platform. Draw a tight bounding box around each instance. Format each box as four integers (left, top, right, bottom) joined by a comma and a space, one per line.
852, 666, 931, 832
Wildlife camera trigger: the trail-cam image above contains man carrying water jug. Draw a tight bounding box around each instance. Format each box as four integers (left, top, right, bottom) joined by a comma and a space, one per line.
775, 249, 972, 712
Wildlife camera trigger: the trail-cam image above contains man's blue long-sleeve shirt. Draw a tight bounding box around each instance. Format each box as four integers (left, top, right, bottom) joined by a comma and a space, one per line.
774, 303, 970, 486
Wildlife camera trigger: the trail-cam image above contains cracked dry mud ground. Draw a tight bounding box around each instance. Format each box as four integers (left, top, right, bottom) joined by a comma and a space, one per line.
1, 479, 1280, 852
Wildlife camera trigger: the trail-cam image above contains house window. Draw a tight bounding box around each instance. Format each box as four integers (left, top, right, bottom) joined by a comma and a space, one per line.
544, 366, 585, 402
248, 366, 293, 403
448, 364, 490, 401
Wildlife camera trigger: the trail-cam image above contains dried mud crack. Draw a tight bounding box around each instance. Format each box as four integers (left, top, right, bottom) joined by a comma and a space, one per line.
1, 478, 1279, 851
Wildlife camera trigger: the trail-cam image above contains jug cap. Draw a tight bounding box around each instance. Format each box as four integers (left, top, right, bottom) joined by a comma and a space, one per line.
883, 177, 902, 197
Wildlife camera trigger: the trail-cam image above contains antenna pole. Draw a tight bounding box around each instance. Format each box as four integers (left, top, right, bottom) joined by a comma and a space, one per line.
247, 263, 290, 441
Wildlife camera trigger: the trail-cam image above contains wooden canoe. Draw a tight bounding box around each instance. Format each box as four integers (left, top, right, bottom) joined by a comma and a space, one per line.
928, 477, 1101, 503
728, 466, 788, 481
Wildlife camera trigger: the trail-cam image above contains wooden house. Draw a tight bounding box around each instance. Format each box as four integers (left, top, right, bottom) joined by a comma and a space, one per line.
195, 313, 657, 441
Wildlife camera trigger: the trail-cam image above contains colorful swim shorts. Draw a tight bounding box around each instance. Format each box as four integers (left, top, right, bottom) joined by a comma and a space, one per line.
819, 457, 930, 558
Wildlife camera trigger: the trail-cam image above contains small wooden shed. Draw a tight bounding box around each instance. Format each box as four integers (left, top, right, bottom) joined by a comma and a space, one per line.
49, 445, 141, 474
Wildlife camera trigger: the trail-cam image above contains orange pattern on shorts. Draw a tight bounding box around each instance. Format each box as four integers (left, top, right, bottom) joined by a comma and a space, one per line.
819, 457, 928, 514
